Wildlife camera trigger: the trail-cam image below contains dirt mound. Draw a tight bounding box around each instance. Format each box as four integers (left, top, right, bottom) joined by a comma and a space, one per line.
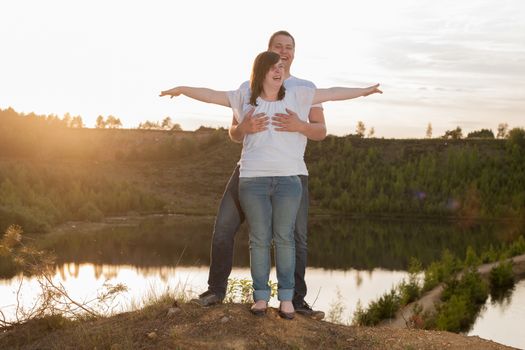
0, 302, 516, 349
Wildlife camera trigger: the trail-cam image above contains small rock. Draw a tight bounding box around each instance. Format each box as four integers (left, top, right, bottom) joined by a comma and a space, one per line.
167, 307, 181, 317
147, 332, 157, 340
220, 316, 230, 323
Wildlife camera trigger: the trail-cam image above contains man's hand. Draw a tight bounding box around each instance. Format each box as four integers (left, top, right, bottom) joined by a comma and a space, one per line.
159, 87, 182, 98
239, 108, 269, 134
272, 108, 306, 132
363, 84, 383, 96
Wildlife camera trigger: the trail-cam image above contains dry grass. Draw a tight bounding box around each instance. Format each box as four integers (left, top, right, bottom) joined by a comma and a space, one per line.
0, 300, 516, 350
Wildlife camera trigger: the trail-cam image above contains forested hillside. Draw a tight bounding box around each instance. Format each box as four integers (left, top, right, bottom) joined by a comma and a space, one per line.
1, 107, 524, 234
307, 136, 525, 219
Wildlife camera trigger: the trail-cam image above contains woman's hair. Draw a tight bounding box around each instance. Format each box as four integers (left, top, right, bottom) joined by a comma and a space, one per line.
249, 51, 286, 106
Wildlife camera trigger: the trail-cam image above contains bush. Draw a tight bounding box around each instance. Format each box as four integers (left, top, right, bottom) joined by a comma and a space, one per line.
399, 257, 422, 305
399, 278, 421, 306
423, 250, 461, 292
507, 127, 525, 149
435, 294, 469, 332
489, 261, 515, 300
353, 288, 400, 326
436, 269, 488, 332
0, 225, 127, 328
77, 202, 104, 222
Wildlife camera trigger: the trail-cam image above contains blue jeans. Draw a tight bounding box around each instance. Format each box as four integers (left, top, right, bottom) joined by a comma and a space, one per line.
207, 166, 309, 302
294, 175, 309, 302
207, 166, 244, 299
239, 176, 302, 302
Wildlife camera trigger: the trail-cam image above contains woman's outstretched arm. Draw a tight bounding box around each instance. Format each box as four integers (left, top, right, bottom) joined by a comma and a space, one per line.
160, 86, 230, 107
312, 84, 382, 105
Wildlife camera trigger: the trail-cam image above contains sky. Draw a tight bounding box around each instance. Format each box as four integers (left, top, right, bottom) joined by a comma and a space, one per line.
1, 0, 524, 138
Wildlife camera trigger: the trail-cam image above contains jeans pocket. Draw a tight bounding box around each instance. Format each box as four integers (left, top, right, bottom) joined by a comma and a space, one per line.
239, 177, 264, 194
283, 175, 301, 186
239, 177, 259, 189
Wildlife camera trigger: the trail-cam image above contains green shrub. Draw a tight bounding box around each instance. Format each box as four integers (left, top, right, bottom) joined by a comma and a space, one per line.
489, 261, 515, 300
436, 269, 488, 332
399, 258, 423, 305
353, 288, 400, 326
423, 250, 461, 292
77, 202, 104, 222
435, 294, 469, 332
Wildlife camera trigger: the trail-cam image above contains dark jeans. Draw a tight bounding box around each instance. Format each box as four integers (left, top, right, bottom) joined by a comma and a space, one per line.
207, 165, 309, 302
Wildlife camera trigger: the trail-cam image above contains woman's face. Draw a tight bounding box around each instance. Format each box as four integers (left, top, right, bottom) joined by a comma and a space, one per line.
263, 59, 285, 89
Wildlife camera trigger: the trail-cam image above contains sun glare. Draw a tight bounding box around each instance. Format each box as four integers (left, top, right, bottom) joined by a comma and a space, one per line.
0, 0, 524, 137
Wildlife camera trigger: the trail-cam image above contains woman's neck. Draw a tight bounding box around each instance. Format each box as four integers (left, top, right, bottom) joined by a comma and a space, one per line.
260, 84, 280, 101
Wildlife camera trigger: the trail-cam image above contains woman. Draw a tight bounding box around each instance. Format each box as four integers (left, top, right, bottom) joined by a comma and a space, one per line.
160, 51, 381, 319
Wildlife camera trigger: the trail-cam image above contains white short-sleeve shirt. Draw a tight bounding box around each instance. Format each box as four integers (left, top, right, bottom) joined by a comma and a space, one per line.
227, 77, 319, 178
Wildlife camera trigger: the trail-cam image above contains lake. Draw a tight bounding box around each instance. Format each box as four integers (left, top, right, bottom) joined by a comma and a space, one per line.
0, 215, 524, 348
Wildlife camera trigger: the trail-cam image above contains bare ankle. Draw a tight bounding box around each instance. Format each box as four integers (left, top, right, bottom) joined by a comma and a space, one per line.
253, 300, 267, 309
280, 301, 294, 313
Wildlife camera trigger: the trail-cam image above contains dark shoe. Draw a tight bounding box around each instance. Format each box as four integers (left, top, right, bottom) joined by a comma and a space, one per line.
250, 301, 267, 317
278, 309, 295, 320
293, 300, 325, 320
191, 290, 223, 307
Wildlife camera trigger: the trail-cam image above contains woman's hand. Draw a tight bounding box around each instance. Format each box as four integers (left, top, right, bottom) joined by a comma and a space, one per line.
159, 87, 182, 98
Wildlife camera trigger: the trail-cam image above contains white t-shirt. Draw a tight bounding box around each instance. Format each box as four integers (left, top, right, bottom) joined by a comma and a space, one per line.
228, 77, 320, 178
237, 77, 322, 109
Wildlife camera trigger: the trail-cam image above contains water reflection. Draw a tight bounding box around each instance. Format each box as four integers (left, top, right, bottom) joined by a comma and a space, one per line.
468, 279, 525, 349
2, 215, 519, 279
0, 215, 524, 348
0, 262, 408, 325
308, 217, 523, 270
2, 262, 523, 348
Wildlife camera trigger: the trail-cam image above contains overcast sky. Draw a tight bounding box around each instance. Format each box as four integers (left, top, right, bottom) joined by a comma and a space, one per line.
1, 0, 524, 138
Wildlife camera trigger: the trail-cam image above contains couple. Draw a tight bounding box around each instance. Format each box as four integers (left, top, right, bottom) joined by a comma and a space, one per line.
160, 31, 381, 320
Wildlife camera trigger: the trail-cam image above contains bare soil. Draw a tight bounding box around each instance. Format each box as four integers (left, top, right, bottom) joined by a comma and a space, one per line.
0, 301, 517, 350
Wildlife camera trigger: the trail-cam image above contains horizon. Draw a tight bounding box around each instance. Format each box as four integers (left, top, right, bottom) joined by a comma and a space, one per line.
1, 105, 514, 140
1, 0, 524, 138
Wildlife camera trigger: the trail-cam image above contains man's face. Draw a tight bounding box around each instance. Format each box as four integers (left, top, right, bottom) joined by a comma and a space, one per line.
268, 35, 295, 71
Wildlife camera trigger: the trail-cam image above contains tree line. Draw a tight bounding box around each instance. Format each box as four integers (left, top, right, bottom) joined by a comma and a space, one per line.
0, 162, 165, 234
306, 133, 525, 220
2, 106, 524, 226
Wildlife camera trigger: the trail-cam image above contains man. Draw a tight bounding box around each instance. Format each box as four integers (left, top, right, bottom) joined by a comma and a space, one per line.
193, 30, 326, 319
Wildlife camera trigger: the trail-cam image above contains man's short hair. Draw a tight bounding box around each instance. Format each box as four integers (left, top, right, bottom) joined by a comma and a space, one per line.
268, 30, 295, 49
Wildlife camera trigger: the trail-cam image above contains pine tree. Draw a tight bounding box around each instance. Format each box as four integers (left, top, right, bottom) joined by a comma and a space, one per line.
356, 121, 366, 138
497, 123, 509, 139
96, 115, 106, 129
426, 123, 433, 138
105, 115, 122, 129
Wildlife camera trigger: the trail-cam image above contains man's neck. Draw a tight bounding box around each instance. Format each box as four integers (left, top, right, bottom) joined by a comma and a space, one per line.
284, 69, 291, 80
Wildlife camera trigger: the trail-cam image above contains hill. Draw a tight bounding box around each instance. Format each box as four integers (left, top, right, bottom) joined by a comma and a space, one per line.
0, 302, 515, 349
1, 107, 525, 234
